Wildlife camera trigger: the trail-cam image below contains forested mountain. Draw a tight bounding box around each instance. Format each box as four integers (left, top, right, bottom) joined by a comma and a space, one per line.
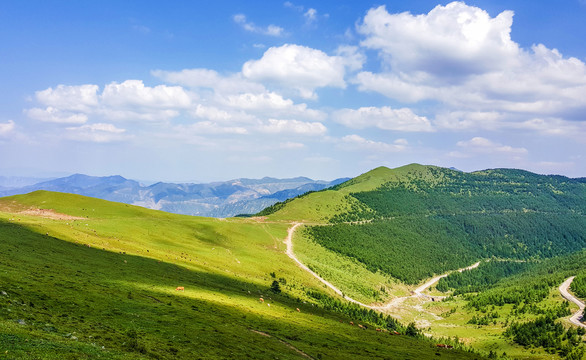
266, 164, 586, 283
0, 174, 348, 218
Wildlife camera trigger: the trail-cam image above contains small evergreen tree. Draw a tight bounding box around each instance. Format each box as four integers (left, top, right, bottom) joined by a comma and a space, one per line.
270, 280, 281, 293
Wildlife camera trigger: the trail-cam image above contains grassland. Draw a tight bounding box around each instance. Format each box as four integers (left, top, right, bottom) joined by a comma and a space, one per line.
263, 164, 586, 359
0, 191, 483, 359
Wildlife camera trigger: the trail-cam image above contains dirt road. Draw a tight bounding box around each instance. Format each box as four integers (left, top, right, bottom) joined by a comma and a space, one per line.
284, 223, 373, 308
559, 276, 586, 328
285, 223, 480, 312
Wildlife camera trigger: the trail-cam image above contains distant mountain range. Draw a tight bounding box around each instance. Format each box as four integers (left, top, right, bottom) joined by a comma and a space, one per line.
0, 174, 349, 217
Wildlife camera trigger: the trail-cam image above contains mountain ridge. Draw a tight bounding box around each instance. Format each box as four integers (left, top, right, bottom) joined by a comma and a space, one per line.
0, 173, 349, 218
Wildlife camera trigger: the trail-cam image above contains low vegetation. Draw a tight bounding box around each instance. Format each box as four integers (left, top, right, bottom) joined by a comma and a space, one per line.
0, 190, 483, 359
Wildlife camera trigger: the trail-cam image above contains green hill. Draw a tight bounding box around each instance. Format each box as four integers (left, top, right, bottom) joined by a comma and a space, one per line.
262, 164, 586, 359
268, 164, 586, 284
0, 191, 482, 359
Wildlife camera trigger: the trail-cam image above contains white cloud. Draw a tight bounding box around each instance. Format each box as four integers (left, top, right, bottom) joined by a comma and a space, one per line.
258, 119, 326, 135
65, 123, 128, 143
222, 91, 325, 120
333, 106, 433, 132
28, 80, 193, 123
358, 3, 519, 78
233, 14, 284, 36
26, 107, 88, 124
151, 68, 265, 94
456, 137, 528, 155
180, 121, 248, 135
435, 111, 504, 131
242, 44, 362, 98
341, 134, 407, 152
98, 109, 180, 122
191, 104, 232, 122
280, 141, 305, 149
304, 8, 317, 24
35, 84, 99, 112
101, 80, 191, 109
354, 2, 586, 134
284, 1, 303, 12
0, 120, 15, 136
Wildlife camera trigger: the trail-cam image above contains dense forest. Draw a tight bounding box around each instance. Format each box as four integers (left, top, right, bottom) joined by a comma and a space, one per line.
304, 167, 586, 284
436, 260, 531, 294
570, 273, 586, 299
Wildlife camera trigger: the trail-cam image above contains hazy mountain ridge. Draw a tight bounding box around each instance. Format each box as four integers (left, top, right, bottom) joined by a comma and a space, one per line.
0, 173, 349, 217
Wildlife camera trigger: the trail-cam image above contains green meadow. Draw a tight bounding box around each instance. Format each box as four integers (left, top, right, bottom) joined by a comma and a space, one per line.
0, 191, 482, 359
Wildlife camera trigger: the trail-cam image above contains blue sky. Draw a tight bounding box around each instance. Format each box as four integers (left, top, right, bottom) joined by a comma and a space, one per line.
1, 1, 586, 181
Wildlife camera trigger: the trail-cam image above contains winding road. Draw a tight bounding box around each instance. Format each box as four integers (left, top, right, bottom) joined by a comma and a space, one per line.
559, 276, 586, 328
284, 223, 480, 312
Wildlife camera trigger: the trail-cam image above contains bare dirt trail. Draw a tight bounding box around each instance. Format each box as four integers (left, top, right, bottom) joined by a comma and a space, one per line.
559, 276, 586, 328
284, 223, 373, 308
284, 223, 480, 312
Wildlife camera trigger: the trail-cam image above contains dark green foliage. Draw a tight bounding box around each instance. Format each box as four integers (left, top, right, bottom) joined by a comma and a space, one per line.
310, 167, 586, 284
570, 273, 586, 298
504, 315, 585, 358
270, 280, 281, 293
466, 250, 586, 310
437, 261, 530, 294
305, 220, 476, 284
305, 290, 402, 332
467, 311, 498, 326
404, 322, 420, 337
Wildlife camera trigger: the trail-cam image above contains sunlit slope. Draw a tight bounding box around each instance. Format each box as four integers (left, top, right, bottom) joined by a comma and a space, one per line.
268, 164, 586, 284
0, 191, 481, 359
264, 164, 447, 222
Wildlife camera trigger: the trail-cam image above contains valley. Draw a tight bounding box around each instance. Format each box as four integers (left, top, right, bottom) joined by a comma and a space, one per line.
2, 164, 586, 359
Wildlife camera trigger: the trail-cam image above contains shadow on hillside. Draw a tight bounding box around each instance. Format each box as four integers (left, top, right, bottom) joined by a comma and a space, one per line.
0, 218, 479, 360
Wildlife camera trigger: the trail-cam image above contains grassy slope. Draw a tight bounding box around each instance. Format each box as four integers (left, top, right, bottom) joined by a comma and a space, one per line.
0, 191, 481, 359
267, 164, 586, 359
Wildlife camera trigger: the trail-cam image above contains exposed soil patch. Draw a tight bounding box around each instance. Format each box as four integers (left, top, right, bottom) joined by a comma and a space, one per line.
18, 208, 85, 220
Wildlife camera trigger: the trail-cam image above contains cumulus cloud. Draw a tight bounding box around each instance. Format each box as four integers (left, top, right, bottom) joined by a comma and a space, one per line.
359, 3, 519, 78
177, 121, 248, 135
333, 106, 433, 132
341, 134, 407, 152
456, 137, 528, 155
233, 14, 284, 36
258, 119, 327, 135
151, 68, 265, 94
242, 44, 363, 98
27, 80, 193, 123
223, 92, 326, 120
65, 123, 128, 143
35, 84, 99, 112
354, 2, 586, 133
0, 120, 15, 136
435, 111, 504, 131
101, 80, 191, 109
26, 107, 88, 124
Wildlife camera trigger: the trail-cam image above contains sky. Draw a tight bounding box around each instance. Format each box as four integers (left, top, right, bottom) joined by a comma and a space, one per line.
1, 1, 586, 182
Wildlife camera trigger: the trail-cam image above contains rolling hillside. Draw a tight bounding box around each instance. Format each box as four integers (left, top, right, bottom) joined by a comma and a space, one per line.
266, 164, 586, 283
263, 164, 586, 359
0, 190, 481, 359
